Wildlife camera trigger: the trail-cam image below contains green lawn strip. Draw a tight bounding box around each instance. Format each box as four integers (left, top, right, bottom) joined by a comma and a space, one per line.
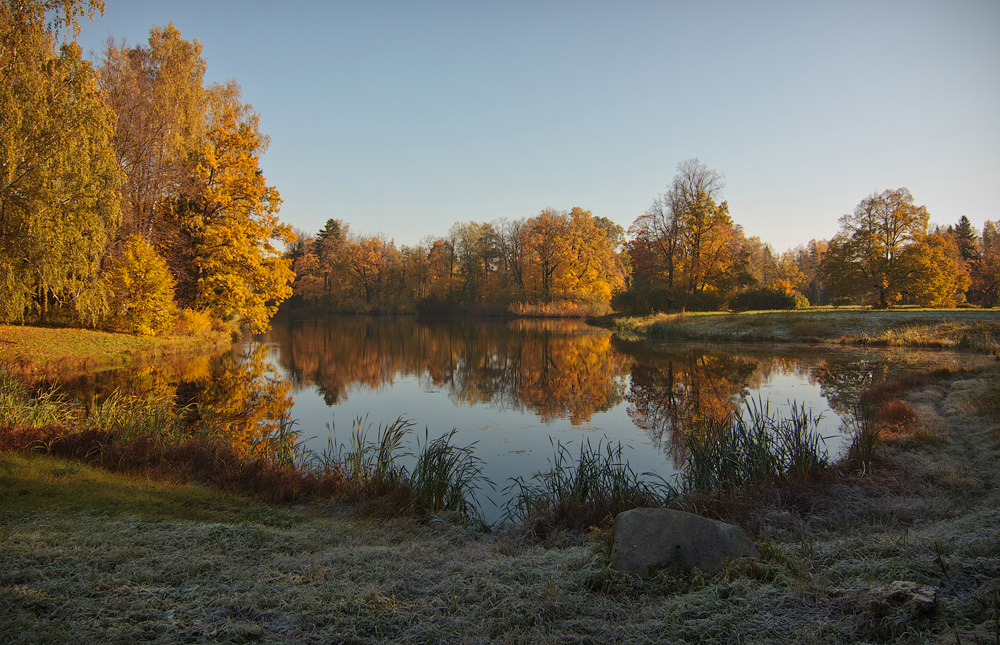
0, 325, 229, 379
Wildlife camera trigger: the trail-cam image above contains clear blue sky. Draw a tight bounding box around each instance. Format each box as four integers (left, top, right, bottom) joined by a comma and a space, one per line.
77, 0, 1000, 252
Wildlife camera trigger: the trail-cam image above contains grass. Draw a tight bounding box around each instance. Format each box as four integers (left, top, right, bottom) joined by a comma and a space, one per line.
0, 451, 296, 525
503, 438, 675, 538
606, 307, 1000, 353
682, 399, 830, 493
0, 323, 231, 381
2, 364, 1000, 641
3, 327, 1000, 642
4, 364, 1000, 643
0, 379, 493, 523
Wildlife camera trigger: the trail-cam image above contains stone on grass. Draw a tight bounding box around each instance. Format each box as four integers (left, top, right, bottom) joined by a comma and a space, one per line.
610, 508, 760, 578
870, 580, 937, 617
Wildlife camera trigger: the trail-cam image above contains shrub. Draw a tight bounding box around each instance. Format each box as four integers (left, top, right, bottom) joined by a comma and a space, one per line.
729, 288, 798, 312
103, 236, 177, 335
612, 287, 726, 315
172, 307, 214, 335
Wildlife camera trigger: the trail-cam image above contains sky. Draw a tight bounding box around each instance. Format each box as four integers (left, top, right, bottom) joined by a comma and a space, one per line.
75, 0, 1000, 252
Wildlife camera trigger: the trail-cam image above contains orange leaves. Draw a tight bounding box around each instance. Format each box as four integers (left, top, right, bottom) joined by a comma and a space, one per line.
519, 207, 625, 305
186, 86, 293, 332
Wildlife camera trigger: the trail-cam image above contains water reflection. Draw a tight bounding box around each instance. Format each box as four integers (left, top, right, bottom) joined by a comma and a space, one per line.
267, 316, 628, 425
58, 343, 292, 458
50, 315, 990, 505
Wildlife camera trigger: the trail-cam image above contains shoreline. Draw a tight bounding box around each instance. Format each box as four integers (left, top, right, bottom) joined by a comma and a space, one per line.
594, 308, 1000, 354
2, 314, 999, 641
0, 324, 233, 382
2, 367, 998, 642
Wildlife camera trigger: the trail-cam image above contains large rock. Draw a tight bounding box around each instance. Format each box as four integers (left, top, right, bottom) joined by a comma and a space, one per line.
611, 508, 760, 578
870, 581, 937, 617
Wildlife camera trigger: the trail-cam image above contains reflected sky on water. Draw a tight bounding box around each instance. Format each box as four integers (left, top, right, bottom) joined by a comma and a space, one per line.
55, 314, 988, 520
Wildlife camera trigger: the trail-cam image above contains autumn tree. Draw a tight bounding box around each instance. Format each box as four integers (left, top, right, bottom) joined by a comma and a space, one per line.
289, 236, 325, 306
173, 83, 294, 331
895, 233, 969, 307
970, 220, 1000, 306
314, 218, 350, 296
562, 207, 627, 303
104, 235, 177, 334
820, 188, 932, 307
494, 218, 527, 299
98, 23, 206, 244
790, 239, 828, 305
0, 0, 121, 323
450, 220, 499, 304
618, 160, 746, 313
344, 234, 399, 304
520, 209, 569, 302
425, 237, 457, 302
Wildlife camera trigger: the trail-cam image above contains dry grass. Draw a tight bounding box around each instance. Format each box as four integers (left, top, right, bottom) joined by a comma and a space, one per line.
610, 308, 1000, 353
3, 357, 1000, 641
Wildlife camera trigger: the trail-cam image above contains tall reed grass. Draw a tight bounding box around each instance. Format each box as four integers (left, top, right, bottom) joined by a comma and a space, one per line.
844, 398, 880, 474
682, 399, 830, 493
0, 367, 74, 428
412, 429, 492, 521
503, 438, 676, 536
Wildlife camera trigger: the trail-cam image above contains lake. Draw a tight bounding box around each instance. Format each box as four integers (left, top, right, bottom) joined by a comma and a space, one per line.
59, 314, 985, 521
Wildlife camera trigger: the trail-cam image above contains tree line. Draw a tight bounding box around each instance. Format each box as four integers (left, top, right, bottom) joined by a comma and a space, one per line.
3, 3, 996, 338
1, 1, 292, 333
285, 208, 628, 315
288, 159, 998, 315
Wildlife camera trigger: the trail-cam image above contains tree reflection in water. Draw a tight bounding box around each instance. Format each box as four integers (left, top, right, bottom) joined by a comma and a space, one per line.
53, 316, 982, 484
57, 342, 293, 458
266, 316, 628, 425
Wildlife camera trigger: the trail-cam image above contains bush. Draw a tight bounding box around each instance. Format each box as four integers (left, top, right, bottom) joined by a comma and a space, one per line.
729, 288, 798, 312
172, 308, 214, 335
612, 287, 726, 315
103, 236, 177, 335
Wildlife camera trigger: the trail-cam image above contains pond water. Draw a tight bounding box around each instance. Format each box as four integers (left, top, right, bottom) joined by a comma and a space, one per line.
58, 315, 985, 522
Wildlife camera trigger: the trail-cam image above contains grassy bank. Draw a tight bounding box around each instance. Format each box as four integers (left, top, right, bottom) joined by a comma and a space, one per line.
0, 324, 233, 381
602, 307, 1000, 354
3, 366, 1000, 642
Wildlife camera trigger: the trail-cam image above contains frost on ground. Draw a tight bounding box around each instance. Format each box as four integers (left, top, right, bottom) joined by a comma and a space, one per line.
2, 371, 999, 644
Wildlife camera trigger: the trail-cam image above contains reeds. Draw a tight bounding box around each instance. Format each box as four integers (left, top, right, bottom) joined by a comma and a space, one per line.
83, 390, 188, 442
0, 367, 74, 428
411, 429, 492, 520
337, 415, 412, 492
503, 438, 676, 536
845, 398, 881, 474
682, 399, 830, 493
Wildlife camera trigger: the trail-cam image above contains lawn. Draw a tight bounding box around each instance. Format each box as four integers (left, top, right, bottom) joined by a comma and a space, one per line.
0, 324, 230, 380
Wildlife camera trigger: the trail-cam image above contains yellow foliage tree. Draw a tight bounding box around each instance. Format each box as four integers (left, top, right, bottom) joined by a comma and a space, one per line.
896, 233, 970, 307
1, 2, 121, 324
104, 236, 177, 335
182, 84, 294, 332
